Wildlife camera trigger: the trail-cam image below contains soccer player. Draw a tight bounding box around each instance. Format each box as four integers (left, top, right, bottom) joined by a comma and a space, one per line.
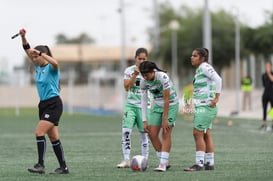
19, 29, 69, 174
140, 61, 179, 172
116, 48, 150, 168
184, 48, 222, 171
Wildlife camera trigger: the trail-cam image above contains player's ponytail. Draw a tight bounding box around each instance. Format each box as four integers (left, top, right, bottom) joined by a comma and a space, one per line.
139, 61, 166, 74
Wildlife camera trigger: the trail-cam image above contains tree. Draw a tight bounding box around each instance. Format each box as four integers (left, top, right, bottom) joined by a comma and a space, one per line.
242, 11, 273, 60
149, 4, 238, 81
211, 10, 237, 70
251, 24, 273, 59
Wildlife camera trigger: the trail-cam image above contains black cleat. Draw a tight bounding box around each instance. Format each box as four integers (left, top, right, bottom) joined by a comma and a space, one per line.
184, 164, 203, 172
50, 167, 69, 174
28, 163, 45, 174
204, 163, 214, 170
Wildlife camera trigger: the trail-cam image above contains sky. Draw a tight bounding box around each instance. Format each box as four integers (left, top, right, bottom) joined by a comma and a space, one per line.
0, 0, 272, 73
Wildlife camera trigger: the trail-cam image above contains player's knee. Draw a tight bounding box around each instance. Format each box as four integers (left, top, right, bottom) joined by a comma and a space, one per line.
35, 129, 45, 137
148, 132, 157, 140
48, 136, 59, 142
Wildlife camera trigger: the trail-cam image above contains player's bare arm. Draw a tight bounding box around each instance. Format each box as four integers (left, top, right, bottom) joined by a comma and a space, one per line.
124, 68, 139, 91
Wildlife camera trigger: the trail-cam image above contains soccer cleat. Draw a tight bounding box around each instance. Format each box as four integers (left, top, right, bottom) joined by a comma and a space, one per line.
166, 161, 171, 170
50, 167, 69, 174
116, 160, 130, 168
204, 164, 214, 170
184, 164, 204, 172
154, 163, 166, 172
27, 163, 45, 174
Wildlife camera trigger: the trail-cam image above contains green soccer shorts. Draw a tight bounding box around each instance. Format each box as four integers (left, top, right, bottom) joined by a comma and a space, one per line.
194, 105, 218, 131
122, 104, 148, 132
148, 103, 179, 126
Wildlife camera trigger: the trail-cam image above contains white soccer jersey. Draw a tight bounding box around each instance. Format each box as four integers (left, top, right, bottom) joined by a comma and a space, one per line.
193, 62, 222, 107
124, 65, 143, 108
140, 71, 178, 107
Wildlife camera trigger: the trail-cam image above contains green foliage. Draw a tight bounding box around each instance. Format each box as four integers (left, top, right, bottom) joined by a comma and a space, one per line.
150, 3, 273, 81
211, 10, 235, 69
241, 26, 256, 55
1, 108, 273, 181
251, 24, 273, 58
152, 4, 238, 76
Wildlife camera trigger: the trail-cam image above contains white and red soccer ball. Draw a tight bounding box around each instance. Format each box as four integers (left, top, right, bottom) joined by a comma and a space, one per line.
130, 155, 148, 172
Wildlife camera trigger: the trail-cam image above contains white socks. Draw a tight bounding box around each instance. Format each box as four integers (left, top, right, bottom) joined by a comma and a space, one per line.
160, 152, 169, 165
121, 128, 150, 161
195, 151, 205, 166
121, 128, 132, 160
195, 151, 214, 167
139, 132, 149, 159
205, 152, 214, 166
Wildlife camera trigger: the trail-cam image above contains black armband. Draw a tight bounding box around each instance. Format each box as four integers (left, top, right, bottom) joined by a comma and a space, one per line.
23, 43, 30, 50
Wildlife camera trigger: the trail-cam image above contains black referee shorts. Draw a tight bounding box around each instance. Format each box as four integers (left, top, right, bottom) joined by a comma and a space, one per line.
38, 96, 63, 126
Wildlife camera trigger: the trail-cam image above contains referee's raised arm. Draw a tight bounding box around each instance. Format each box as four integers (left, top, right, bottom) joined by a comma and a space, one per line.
19, 29, 32, 61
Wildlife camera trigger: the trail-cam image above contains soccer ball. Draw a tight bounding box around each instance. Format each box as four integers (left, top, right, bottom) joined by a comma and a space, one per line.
130, 155, 148, 171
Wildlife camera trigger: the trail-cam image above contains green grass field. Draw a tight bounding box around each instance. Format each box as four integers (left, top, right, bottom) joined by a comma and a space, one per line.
1, 108, 273, 181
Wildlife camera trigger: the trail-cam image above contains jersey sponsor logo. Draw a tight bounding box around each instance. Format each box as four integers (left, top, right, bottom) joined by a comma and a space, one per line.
150, 89, 160, 95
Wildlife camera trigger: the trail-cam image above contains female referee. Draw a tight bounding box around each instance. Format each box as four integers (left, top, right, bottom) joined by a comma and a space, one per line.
184, 48, 222, 172
140, 61, 179, 172
19, 29, 69, 174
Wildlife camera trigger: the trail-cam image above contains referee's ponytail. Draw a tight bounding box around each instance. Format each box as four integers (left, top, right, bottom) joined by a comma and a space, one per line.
34, 45, 53, 57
